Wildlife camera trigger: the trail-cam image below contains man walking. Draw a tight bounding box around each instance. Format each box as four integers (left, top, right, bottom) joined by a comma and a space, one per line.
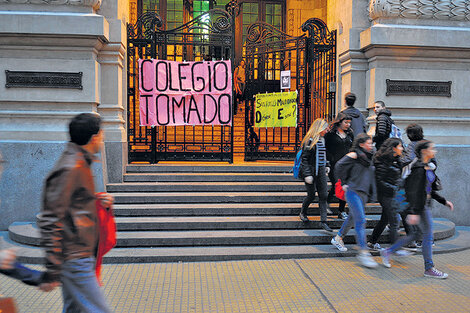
373, 100, 394, 150
340, 92, 367, 136
38, 113, 113, 312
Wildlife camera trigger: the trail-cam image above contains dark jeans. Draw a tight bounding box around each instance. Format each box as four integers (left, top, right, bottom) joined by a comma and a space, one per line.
301, 166, 328, 222
370, 195, 399, 245
0, 262, 43, 286
327, 168, 347, 213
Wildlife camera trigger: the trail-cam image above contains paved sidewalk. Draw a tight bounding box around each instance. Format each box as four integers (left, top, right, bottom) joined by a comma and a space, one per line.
1, 249, 470, 312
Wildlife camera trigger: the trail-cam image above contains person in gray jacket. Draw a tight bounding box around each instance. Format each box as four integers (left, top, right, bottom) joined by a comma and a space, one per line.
340, 92, 367, 136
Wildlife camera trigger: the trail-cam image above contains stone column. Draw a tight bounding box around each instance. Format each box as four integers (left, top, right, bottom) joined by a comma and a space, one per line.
0, 0, 127, 229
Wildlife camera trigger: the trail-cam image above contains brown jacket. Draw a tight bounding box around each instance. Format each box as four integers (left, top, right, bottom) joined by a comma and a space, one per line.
38, 142, 99, 282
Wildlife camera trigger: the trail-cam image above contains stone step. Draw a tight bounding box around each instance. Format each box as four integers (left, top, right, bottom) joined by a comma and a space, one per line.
3, 225, 469, 264
8, 219, 455, 248
111, 203, 382, 216
107, 181, 305, 193
126, 164, 292, 173
112, 191, 307, 204
124, 172, 299, 182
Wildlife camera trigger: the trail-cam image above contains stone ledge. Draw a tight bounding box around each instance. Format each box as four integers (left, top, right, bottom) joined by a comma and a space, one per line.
0, 11, 109, 41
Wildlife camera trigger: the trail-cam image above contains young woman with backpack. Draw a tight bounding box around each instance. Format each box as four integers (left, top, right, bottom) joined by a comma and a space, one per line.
379, 140, 454, 278
324, 112, 354, 220
330, 133, 378, 268
298, 118, 333, 232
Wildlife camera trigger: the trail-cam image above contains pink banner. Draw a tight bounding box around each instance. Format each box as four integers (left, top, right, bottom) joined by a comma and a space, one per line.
138, 59, 232, 126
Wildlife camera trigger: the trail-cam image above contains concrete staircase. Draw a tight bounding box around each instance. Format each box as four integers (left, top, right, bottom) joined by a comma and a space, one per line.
3, 164, 469, 264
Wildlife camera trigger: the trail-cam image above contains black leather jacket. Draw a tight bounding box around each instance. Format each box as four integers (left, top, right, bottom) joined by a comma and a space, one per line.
38, 142, 99, 282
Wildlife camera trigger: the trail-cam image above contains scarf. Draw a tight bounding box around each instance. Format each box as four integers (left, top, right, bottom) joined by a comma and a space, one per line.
355, 148, 373, 168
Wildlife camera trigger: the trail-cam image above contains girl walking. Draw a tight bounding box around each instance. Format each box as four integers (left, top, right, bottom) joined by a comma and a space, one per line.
324, 112, 354, 219
299, 119, 332, 232
380, 140, 454, 278
367, 138, 403, 251
330, 134, 378, 268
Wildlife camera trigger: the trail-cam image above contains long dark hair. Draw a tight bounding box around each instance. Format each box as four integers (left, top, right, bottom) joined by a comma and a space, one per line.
415, 140, 433, 160
375, 138, 402, 162
350, 133, 371, 152
329, 112, 352, 133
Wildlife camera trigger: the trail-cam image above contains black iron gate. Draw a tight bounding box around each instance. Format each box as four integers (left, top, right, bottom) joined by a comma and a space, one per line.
244, 18, 336, 161
127, 9, 235, 163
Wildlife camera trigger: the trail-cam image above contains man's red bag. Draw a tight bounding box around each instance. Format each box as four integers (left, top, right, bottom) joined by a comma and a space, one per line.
95, 193, 117, 285
335, 179, 346, 201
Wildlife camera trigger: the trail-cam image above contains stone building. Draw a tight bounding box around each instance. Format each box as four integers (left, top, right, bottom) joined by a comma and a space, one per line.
1, 0, 469, 231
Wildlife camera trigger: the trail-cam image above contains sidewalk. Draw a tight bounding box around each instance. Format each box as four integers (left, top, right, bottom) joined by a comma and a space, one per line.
2, 249, 470, 312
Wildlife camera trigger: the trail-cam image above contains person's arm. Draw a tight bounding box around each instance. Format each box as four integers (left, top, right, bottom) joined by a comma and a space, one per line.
37, 166, 78, 283
361, 114, 367, 133
335, 153, 356, 187
374, 115, 388, 142
300, 143, 315, 178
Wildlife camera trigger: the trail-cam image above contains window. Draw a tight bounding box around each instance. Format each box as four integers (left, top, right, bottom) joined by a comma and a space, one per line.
241, 1, 285, 43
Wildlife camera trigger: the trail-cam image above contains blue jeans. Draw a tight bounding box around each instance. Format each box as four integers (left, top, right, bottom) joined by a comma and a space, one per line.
338, 189, 367, 250
387, 207, 434, 270
61, 257, 111, 313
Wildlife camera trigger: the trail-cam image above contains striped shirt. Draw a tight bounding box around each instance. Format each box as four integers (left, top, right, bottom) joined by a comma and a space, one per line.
317, 137, 327, 167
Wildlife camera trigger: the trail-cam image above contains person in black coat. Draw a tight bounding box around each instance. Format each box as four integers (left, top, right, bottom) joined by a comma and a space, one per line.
373, 101, 394, 150
367, 138, 404, 250
379, 140, 454, 278
324, 112, 354, 219
299, 118, 332, 232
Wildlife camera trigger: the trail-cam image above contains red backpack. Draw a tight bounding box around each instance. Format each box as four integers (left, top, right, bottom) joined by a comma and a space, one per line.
335, 179, 346, 201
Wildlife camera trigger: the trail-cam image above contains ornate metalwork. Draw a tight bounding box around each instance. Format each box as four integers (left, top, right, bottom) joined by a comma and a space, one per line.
244, 18, 336, 161
127, 10, 234, 163
246, 22, 294, 45
225, 0, 241, 17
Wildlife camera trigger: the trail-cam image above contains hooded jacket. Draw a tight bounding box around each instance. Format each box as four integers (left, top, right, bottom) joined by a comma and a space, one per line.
373, 109, 393, 150
340, 106, 367, 136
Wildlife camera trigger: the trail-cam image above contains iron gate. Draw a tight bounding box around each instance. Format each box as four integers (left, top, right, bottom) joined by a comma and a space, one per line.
127, 9, 235, 163
244, 18, 336, 161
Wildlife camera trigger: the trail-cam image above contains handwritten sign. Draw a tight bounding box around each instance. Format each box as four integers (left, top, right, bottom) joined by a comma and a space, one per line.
254, 91, 297, 128
138, 59, 232, 126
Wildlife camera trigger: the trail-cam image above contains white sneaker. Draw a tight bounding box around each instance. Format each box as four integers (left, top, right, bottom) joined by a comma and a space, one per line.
393, 249, 414, 257
331, 236, 347, 252
357, 252, 378, 268
367, 242, 381, 251
380, 249, 391, 268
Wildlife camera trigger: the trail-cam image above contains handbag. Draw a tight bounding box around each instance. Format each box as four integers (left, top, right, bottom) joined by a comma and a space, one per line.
335, 179, 346, 201
0, 297, 18, 313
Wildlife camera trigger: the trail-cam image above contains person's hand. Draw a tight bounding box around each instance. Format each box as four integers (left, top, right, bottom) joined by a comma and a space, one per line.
342, 184, 349, 192
0, 248, 16, 270
304, 176, 313, 184
406, 214, 420, 225
446, 201, 454, 211
325, 167, 330, 175
97, 193, 114, 207
39, 281, 61, 292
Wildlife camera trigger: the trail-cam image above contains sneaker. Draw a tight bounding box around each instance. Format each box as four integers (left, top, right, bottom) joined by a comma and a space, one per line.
367, 242, 381, 251
321, 222, 333, 233
338, 212, 348, 220
326, 208, 333, 215
416, 241, 422, 249
357, 252, 378, 268
424, 267, 448, 279
404, 241, 418, 252
393, 249, 414, 257
331, 236, 347, 252
380, 249, 391, 268
299, 213, 309, 222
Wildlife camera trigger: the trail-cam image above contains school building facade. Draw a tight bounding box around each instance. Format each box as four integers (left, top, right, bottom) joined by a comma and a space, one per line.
1, 0, 470, 229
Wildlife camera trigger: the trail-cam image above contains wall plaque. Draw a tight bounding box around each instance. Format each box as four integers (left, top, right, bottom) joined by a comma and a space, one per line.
386, 80, 451, 97
5, 71, 83, 89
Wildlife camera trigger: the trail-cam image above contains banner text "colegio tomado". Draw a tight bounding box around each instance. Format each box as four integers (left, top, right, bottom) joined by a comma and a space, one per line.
139, 59, 232, 126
